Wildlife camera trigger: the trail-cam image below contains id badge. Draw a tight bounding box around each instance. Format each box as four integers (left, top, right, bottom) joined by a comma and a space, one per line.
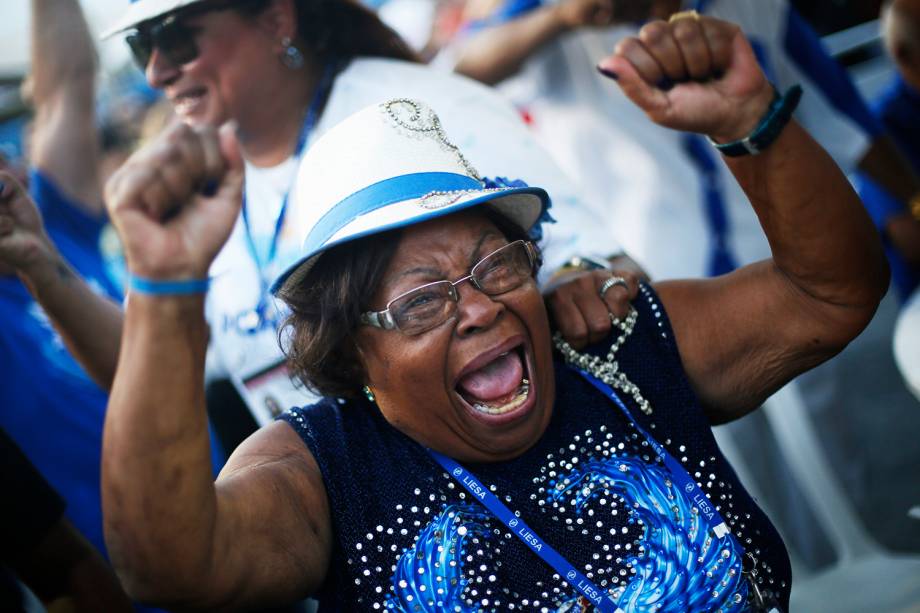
231, 358, 317, 427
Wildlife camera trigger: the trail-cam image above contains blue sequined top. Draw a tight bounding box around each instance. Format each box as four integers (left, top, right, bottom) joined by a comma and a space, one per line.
281, 284, 791, 611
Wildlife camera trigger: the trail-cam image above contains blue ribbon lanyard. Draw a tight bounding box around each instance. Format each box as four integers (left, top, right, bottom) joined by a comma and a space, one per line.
427, 367, 732, 611
238, 62, 336, 332
573, 367, 731, 538
428, 449, 624, 613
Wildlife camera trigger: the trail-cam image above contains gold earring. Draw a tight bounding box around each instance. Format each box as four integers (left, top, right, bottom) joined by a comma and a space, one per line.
363, 385, 376, 403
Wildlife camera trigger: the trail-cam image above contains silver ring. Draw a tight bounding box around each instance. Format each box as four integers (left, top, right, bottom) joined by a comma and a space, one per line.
599, 275, 628, 298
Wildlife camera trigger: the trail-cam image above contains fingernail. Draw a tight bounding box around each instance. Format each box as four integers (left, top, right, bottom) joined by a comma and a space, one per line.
596, 65, 618, 80
202, 179, 218, 197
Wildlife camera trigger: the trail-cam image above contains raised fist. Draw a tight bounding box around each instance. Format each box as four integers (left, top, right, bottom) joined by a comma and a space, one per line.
598, 14, 775, 142
0, 172, 54, 277
104, 123, 244, 281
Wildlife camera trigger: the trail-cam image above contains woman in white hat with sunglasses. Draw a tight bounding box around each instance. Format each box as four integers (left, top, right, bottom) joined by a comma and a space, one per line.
0, 0, 634, 435
100, 14, 885, 613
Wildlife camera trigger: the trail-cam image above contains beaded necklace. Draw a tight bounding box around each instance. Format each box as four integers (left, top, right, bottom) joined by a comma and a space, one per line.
552, 307, 653, 415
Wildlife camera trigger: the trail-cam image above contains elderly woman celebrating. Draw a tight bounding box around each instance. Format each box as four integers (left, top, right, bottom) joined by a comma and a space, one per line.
101, 14, 886, 613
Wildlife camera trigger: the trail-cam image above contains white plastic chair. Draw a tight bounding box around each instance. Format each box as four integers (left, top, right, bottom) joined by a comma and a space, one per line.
893, 288, 920, 403
717, 381, 920, 612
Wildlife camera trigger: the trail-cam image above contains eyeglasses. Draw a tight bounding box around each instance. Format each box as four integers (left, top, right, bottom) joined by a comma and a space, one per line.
361, 240, 540, 336
125, 0, 241, 70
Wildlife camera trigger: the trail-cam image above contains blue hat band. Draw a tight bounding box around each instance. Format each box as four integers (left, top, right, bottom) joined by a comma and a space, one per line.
302, 171, 482, 255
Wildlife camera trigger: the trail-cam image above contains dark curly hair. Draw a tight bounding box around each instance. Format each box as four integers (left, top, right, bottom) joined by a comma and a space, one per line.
235, 0, 419, 63
277, 229, 402, 399
277, 210, 533, 400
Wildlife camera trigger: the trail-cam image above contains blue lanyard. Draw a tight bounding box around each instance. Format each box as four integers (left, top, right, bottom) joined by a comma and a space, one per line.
239, 61, 336, 327
428, 449, 624, 613
573, 367, 731, 538
427, 367, 732, 611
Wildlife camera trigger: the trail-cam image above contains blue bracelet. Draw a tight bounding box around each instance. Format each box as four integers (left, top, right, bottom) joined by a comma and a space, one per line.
708, 84, 803, 157
128, 275, 211, 296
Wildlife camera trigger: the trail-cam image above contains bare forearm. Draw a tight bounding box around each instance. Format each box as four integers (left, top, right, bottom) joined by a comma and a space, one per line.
29, 0, 102, 209
454, 7, 567, 85
726, 120, 888, 317
30, 0, 96, 104
664, 122, 888, 420
20, 252, 123, 389
103, 295, 221, 604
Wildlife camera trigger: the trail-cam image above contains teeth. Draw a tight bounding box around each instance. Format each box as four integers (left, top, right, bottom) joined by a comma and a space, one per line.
472, 381, 530, 415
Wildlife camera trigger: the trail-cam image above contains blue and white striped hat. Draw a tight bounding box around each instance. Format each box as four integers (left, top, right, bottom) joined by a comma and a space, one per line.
271, 99, 550, 294
102, 0, 205, 38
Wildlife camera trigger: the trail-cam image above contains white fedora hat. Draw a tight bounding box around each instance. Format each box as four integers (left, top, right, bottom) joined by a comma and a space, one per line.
271, 98, 550, 295
101, 0, 206, 39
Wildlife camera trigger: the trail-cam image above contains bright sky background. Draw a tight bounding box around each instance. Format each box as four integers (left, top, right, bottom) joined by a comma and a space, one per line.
0, 0, 134, 77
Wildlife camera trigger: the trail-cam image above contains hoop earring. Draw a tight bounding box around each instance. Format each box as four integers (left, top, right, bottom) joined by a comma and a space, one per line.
280, 36, 304, 70
362, 385, 376, 403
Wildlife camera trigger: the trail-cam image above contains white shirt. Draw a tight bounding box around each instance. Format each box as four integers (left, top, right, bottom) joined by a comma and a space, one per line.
451, 0, 874, 279
205, 56, 625, 422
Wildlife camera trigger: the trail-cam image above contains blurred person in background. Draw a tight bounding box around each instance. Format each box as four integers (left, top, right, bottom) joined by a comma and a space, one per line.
0, 3, 223, 612
1, 0, 640, 454
872, 0, 920, 441
858, 0, 920, 302
0, 423, 132, 613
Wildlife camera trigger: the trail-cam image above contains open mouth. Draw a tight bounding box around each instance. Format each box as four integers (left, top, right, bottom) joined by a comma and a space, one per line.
455, 343, 533, 418
171, 87, 207, 116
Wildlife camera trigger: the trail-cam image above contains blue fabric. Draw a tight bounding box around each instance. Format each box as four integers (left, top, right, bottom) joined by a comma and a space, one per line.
303, 172, 484, 255
872, 76, 920, 171
681, 135, 738, 276
782, 5, 883, 138
0, 170, 225, 613
282, 284, 791, 610
464, 0, 543, 32
857, 76, 920, 300
482, 175, 556, 243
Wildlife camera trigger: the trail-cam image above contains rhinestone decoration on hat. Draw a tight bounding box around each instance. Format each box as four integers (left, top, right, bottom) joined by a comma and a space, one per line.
285, 98, 503, 256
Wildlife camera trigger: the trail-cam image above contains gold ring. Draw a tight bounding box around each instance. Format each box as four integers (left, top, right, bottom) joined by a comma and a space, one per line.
669, 9, 700, 23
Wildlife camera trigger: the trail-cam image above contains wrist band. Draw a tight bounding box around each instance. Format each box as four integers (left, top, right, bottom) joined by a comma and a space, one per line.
128, 274, 210, 296
708, 84, 803, 157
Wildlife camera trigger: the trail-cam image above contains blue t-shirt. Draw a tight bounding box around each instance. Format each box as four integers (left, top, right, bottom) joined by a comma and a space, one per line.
857, 76, 920, 301
0, 171, 224, 612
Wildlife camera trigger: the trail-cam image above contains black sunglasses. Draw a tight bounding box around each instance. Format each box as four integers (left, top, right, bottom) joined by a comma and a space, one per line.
125, 0, 245, 70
